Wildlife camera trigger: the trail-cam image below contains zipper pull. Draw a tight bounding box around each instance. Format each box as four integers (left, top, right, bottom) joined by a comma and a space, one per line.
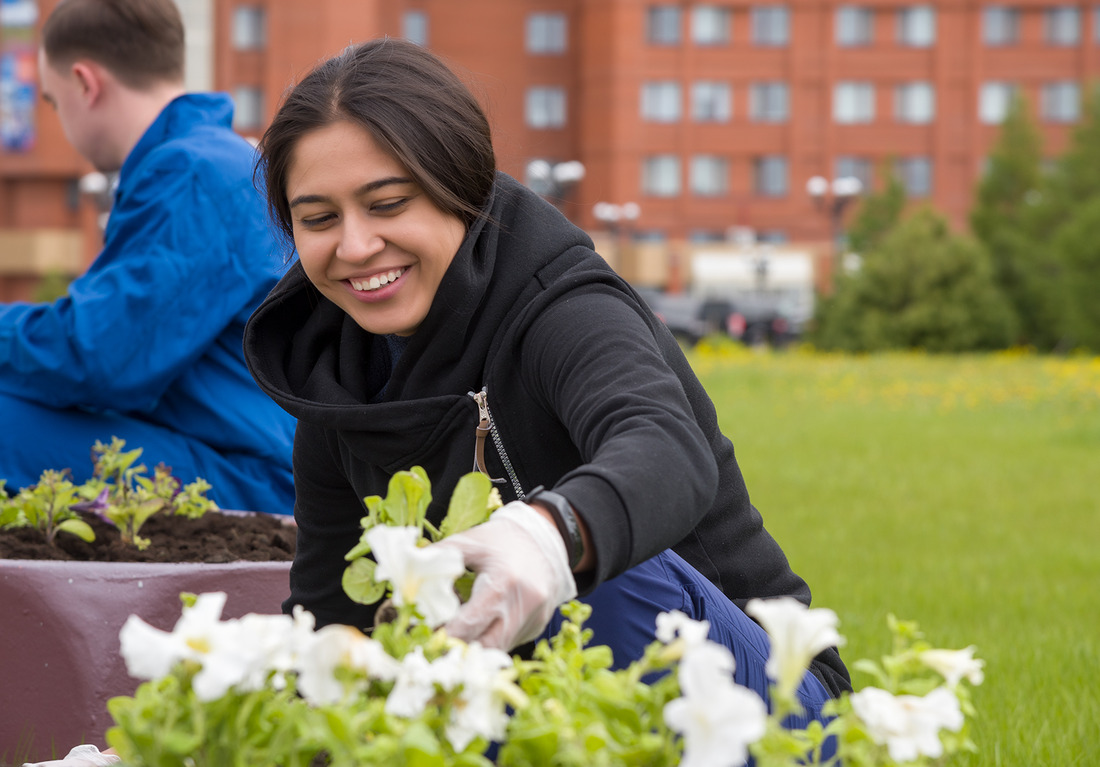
468, 389, 504, 482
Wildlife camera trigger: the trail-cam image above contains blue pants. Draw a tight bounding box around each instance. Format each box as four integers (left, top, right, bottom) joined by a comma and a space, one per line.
0, 391, 293, 514
544, 549, 833, 733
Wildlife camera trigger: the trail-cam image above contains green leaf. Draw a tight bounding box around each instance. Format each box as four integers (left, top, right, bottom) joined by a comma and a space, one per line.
344, 536, 373, 561
440, 472, 493, 539
56, 517, 96, 542
382, 469, 432, 527
400, 721, 445, 767
343, 558, 386, 605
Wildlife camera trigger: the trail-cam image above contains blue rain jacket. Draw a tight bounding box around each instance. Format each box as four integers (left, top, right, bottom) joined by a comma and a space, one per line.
0, 94, 294, 514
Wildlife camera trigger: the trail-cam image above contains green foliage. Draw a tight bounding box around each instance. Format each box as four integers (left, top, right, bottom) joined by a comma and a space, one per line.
343, 469, 497, 606
1050, 196, 1100, 349
500, 602, 682, 767
84, 437, 219, 549
0, 437, 218, 550
968, 94, 1044, 345
813, 209, 1015, 352
846, 165, 907, 256
0, 469, 95, 546
31, 270, 74, 303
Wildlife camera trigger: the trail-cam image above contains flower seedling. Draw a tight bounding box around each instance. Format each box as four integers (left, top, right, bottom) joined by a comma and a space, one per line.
79, 437, 218, 549
0, 437, 219, 551
0, 469, 95, 546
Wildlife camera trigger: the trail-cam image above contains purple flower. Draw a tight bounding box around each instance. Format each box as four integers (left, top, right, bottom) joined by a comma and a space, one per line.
70, 487, 110, 522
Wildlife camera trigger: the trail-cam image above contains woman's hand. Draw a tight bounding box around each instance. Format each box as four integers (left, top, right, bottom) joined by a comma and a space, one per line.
438, 501, 577, 649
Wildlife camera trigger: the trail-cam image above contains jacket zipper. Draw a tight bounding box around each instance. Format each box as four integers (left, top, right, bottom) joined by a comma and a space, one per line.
468, 387, 526, 500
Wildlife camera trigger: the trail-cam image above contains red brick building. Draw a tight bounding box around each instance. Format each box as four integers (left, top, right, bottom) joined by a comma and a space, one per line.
2, 0, 1099, 297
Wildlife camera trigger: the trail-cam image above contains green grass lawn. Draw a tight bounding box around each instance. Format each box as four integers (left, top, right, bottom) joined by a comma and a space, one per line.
688, 344, 1100, 766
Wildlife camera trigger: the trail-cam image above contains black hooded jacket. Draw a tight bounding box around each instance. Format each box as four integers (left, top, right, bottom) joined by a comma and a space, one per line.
244, 173, 850, 694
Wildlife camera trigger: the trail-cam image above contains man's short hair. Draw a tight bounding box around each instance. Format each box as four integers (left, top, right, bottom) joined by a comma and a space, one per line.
41, 0, 185, 89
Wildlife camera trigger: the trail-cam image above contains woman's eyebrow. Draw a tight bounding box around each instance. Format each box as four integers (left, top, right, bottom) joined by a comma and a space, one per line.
289, 176, 412, 208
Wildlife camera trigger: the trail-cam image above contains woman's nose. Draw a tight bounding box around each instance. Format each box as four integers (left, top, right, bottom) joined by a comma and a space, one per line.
336, 213, 385, 262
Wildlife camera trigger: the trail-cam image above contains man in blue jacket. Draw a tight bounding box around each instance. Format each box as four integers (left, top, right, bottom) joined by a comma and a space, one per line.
0, 0, 294, 515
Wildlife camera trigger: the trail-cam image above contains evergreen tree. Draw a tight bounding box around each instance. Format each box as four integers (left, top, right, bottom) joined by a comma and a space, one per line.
1050, 196, 1100, 351
813, 208, 1016, 352
846, 163, 907, 255
1023, 83, 1100, 350
969, 94, 1043, 343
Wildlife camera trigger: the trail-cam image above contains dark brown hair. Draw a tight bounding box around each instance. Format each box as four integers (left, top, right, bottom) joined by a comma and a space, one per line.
41, 0, 185, 89
257, 37, 496, 246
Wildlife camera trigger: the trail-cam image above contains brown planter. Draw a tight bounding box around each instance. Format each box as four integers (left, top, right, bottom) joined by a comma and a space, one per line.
0, 558, 291, 763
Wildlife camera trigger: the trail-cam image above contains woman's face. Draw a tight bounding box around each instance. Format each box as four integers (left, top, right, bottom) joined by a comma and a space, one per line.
285, 120, 466, 337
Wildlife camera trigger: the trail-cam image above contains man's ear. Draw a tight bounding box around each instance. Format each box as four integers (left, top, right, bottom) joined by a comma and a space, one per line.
70, 61, 104, 106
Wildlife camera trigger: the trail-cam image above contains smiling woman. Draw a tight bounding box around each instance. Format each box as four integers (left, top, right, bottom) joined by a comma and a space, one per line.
243, 36, 851, 708
285, 120, 466, 337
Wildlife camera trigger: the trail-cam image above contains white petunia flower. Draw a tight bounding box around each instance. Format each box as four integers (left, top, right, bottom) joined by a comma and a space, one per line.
664, 640, 767, 767
439, 642, 516, 751
850, 686, 965, 763
119, 592, 230, 682
745, 596, 844, 701
385, 646, 439, 718
656, 610, 711, 648
920, 646, 985, 687
191, 611, 296, 701
367, 525, 465, 626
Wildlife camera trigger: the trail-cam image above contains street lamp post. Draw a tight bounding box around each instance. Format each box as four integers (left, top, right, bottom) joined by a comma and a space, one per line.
592, 201, 641, 280
526, 159, 586, 206
806, 175, 863, 255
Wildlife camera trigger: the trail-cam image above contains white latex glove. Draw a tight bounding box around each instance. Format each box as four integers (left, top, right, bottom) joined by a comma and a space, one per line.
22, 745, 120, 767
439, 500, 578, 650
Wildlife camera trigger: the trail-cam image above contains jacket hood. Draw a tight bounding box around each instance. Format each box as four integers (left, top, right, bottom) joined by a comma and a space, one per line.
244, 172, 598, 440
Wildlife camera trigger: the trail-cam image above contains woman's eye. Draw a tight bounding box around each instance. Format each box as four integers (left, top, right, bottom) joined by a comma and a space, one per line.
372, 197, 410, 214
299, 213, 335, 228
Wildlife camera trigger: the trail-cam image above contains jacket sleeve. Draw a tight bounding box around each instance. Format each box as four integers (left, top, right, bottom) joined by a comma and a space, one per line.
283, 421, 377, 630
0, 161, 264, 413
517, 285, 720, 588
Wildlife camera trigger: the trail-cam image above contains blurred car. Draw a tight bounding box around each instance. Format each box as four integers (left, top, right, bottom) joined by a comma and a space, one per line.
636, 287, 796, 347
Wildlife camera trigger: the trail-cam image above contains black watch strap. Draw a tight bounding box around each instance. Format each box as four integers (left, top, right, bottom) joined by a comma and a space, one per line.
527, 486, 584, 570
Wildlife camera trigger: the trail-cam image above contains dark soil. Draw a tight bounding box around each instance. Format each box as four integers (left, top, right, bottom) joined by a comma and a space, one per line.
0, 510, 296, 562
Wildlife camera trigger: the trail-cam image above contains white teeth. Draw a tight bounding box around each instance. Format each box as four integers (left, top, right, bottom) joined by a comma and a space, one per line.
351, 268, 405, 292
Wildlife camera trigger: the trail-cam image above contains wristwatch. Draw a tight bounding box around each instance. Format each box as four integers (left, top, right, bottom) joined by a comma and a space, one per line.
527, 486, 585, 570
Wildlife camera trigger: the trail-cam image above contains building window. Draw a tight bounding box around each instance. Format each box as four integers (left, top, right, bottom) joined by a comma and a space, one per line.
752, 5, 789, 46
641, 81, 682, 122
834, 82, 875, 123
836, 6, 873, 47
691, 81, 732, 122
895, 157, 932, 197
897, 6, 935, 47
691, 5, 731, 45
753, 156, 788, 196
402, 11, 428, 46
647, 6, 682, 45
526, 87, 566, 129
1041, 81, 1080, 122
979, 82, 1017, 124
690, 155, 729, 196
1044, 7, 1080, 45
643, 155, 682, 196
749, 82, 789, 121
895, 82, 935, 123
527, 13, 567, 54
232, 6, 266, 50
983, 6, 1019, 45
835, 156, 873, 189
232, 85, 263, 130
